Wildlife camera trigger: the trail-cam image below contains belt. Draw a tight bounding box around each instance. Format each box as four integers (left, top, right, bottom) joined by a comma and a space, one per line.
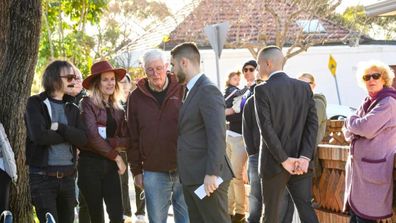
31, 169, 76, 179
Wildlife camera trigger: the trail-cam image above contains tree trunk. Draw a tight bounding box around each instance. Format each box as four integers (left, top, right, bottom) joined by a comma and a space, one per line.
0, 1, 41, 222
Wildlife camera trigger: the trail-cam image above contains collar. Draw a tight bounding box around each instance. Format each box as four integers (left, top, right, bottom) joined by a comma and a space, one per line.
268, 70, 284, 80
148, 76, 169, 92
39, 91, 74, 103
186, 73, 203, 91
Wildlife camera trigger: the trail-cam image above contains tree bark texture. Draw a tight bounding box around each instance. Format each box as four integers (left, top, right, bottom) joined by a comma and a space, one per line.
0, 1, 41, 222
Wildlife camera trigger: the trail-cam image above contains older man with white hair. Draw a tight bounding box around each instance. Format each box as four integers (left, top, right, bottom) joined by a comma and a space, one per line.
126, 49, 189, 223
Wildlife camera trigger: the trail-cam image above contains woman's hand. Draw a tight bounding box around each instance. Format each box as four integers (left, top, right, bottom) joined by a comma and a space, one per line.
115, 146, 126, 153
115, 155, 126, 175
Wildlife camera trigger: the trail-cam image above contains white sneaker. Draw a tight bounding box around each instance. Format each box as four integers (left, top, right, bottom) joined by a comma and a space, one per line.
45, 212, 56, 223
123, 215, 133, 223
1, 210, 13, 223
135, 215, 146, 223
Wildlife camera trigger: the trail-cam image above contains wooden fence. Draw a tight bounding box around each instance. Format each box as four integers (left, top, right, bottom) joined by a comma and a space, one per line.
314, 120, 395, 223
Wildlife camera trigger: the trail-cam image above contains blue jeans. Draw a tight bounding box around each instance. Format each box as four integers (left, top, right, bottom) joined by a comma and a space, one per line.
143, 170, 189, 223
247, 154, 262, 223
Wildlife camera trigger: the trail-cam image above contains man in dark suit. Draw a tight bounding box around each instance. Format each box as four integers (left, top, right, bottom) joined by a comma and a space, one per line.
254, 46, 319, 223
170, 42, 234, 223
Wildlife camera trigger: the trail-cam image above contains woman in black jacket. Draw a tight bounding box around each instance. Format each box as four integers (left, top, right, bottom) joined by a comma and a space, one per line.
24, 60, 87, 223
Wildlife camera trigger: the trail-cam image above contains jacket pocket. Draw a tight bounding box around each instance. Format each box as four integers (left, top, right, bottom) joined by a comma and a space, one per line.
360, 157, 388, 185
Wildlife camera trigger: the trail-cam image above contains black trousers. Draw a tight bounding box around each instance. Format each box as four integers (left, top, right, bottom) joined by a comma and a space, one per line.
29, 173, 77, 223
279, 189, 294, 223
134, 184, 145, 216
119, 152, 146, 217
78, 191, 90, 223
0, 169, 11, 215
261, 170, 318, 223
78, 155, 123, 223
183, 180, 231, 223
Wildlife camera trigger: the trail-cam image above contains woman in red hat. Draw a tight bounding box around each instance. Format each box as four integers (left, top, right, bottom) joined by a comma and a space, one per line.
78, 60, 129, 223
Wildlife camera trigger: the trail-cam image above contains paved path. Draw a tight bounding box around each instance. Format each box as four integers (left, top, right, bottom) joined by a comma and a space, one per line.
99, 169, 302, 223
103, 169, 175, 223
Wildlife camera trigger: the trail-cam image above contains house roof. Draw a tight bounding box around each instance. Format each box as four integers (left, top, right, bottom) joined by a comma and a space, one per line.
166, 0, 354, 49
122, 0, 356, 52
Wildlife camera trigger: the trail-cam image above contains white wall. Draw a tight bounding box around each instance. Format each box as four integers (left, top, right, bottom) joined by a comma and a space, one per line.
199, 45, 396, 108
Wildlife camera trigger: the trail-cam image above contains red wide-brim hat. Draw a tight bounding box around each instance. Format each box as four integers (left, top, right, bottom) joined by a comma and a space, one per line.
82, 60, 126, 89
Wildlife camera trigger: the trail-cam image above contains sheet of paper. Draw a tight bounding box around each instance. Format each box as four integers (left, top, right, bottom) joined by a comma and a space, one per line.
194, 177, 223, 199
226, 130, 242, 137
98, 126, 106, 139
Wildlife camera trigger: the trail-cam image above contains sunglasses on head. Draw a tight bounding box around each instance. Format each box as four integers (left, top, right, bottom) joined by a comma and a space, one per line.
60, 74, 77, 82
362, 73, 381, 81
243, 67, 255, 73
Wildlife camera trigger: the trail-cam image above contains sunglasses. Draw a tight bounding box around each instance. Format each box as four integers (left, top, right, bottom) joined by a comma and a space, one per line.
362, 73, 381, 81
60, 74, 78, 82
243, 67, 255, 73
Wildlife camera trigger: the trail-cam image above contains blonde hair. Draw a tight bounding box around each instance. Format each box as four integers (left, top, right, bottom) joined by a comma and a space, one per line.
356, 60, 395, 89
88, 74, 123, 110
298, 73, 315, 85
225, 71, 241, 87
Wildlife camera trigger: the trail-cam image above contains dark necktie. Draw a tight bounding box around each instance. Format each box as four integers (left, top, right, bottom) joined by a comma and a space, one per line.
182, 87, 189, 103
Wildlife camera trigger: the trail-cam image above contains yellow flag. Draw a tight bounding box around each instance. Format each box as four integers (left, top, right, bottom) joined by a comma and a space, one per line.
162, 35, 170, 43
328, 54, 337, 76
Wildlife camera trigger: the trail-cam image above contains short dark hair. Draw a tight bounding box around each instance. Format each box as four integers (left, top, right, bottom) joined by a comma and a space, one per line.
170, 42, 200, 65
42, 60, 73, 93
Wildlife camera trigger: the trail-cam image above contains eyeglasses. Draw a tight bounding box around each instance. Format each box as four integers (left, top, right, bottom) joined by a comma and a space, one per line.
146, 65, 165, 75
60, 74, 77, 82
243, 67, 255, 73
362, 73, 381, 81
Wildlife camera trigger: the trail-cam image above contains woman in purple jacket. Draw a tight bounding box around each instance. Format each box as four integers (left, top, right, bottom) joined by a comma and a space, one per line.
343, 60, 396, 222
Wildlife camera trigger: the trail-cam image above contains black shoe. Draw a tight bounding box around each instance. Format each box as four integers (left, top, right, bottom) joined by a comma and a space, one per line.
0, 210, 13, 223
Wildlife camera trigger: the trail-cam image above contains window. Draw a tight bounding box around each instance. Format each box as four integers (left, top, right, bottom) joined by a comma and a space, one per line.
296, 19, 326, 33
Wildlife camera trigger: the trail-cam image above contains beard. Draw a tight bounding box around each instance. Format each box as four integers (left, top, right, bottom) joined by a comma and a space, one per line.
175, 70, 186, 84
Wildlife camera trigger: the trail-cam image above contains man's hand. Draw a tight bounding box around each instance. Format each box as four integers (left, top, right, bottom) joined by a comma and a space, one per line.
134, 174, 144, 189
114, 155, 126, 175
225, 108, 235, 116
204, 175, 218, 197
296, 157, 310, 174
281, 157, 300, 175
